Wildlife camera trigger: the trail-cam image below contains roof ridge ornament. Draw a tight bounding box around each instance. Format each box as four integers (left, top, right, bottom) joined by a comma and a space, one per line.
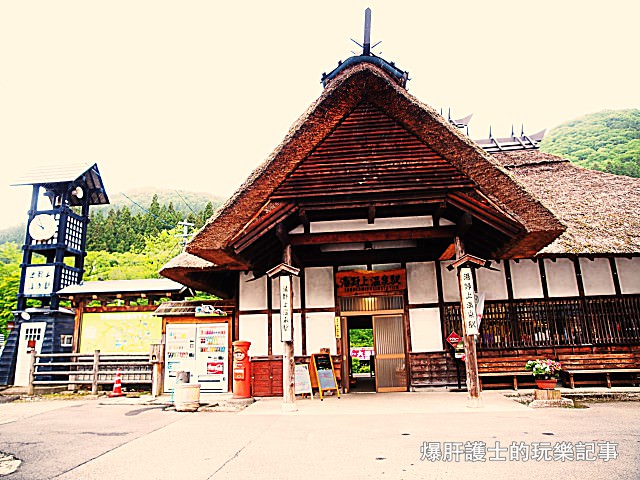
321, 8, 408, 89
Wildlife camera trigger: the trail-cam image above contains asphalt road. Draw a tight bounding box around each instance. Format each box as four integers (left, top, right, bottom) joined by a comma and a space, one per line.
0, 392, 639, 479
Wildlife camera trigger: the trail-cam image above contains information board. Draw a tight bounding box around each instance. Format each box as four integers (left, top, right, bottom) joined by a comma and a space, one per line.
294, 364, 313, 399
311, 353, 340, 400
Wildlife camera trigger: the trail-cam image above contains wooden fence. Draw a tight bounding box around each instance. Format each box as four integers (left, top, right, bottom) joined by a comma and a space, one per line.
444, 295, 640, 350
28, 350, 153, 395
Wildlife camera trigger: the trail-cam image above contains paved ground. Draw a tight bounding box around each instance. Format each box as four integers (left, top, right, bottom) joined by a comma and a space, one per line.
1, 389, 639, 479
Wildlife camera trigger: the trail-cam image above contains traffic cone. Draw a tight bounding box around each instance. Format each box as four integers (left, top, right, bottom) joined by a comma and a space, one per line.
108, 368, 123, 397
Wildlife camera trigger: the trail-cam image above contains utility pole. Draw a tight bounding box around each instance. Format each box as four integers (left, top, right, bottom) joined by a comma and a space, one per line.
176, 219, 195, 250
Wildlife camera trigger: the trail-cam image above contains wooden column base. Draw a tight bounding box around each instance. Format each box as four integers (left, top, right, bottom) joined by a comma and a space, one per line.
534, 388, 562, 401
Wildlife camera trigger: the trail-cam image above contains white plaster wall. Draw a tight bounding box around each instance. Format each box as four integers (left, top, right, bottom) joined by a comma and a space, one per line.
305, 312, 336, 355
544, 258, 579, 297
309, 216, 433, 233
372, 263, 402, 271
304, 266, 335, 308
270, 276, 302, 309
440, 261, 460, 303
510, 260, 543, 299
616, 257, 640, 294
409, 308, 443, 352
238, 314, 268, 356
580, 258, 616, 296
407, 262, 438, 304
475, 261, 508, 300
337, 265, 367, 271
239, 272, 267, 311
271, 313, 303, 356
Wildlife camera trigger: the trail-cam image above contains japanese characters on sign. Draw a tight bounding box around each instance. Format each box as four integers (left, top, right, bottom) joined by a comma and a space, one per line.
336, 269, 406, 297
446, 331, 462, 348
459, 267, 479, 335
280, 275, 293, 342
23, 265, 55, 295
350, 346, 374, 360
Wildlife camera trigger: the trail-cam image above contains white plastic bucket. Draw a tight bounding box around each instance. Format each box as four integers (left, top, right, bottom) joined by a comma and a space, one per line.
173, 383, 201, 412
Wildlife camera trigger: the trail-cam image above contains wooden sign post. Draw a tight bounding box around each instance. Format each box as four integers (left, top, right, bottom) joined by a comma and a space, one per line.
311, 353, 340, 400
267, 254, 301, 412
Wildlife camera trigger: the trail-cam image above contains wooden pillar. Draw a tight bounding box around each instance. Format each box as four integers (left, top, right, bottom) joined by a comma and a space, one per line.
282, 245, 296, 411
454, 237, 481, 406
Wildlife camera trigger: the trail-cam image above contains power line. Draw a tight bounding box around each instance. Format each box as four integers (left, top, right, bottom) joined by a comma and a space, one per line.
119, 192, 175, 229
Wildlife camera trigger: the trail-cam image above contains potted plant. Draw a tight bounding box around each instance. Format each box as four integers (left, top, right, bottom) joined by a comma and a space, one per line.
525, 359, 562, 389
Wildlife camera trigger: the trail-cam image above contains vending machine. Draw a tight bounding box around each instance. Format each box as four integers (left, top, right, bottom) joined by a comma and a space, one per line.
164, 324, 197, 393
194, 323, 229, 393
164, 322, 229, 393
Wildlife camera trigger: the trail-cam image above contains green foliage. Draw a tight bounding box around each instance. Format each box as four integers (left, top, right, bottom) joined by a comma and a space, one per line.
350, 328, 373, 347
84, 229, 183, 281
540, 109, 640, 178
0, 243, 22, 336
349, 328, 374, 374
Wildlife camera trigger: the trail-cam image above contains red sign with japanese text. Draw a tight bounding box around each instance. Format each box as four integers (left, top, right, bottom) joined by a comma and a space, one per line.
336, 269, 406, 297
446, 332, 462, 348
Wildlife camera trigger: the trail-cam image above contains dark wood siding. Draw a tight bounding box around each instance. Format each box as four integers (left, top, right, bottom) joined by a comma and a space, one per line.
273, 102, 475, 200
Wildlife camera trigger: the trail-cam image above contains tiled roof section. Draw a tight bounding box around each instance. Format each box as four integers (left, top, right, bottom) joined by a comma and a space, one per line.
57, 278, 187, 296
12, 162, 109, 206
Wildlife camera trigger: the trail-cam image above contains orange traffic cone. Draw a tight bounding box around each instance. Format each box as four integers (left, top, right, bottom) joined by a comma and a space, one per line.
108, 368, 123, 397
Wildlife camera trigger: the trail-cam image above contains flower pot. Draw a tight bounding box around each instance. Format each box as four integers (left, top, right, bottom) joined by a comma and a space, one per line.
535, 378, 557, 390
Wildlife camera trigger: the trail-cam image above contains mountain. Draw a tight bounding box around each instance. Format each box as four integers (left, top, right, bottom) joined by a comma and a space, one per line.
539, 109, 640, 178
95, 187, 225, 217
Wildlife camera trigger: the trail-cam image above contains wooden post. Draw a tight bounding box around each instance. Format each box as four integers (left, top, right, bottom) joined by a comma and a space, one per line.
27, 350, 36, 396
454, 237, 481, 406
91, 349, 100, 395
282, 245, 296, 411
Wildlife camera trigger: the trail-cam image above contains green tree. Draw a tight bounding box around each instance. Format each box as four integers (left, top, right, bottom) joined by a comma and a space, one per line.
540, 109, 640, 178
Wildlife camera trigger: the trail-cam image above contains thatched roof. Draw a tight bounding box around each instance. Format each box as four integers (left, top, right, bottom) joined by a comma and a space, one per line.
186, 62, 563, 266
493, 151, 640, 255
158, 252, 236, 298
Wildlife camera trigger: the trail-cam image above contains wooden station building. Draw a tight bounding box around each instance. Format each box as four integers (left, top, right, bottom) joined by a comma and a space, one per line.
160, 48, 640, 395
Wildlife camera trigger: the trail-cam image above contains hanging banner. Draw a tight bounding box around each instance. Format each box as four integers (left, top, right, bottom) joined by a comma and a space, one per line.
459, 267, 479, 335
336, 269, 406, 297
280, 275, 293, 342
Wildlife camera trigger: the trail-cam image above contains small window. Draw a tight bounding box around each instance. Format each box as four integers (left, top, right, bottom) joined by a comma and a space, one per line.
60, 335, 73, 347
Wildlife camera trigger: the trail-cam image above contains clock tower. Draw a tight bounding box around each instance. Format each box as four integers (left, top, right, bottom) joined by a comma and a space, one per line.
0, 163, 109, 386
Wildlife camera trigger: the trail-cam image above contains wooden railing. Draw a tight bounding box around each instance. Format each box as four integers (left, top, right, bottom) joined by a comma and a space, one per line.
28, 350, 152, 395
444, 295, 640, 350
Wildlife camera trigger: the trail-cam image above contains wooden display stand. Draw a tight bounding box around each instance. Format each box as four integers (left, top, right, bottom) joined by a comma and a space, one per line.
311, 353, 340, 400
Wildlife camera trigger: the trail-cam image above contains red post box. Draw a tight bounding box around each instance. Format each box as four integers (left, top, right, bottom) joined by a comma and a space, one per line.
232, 340, 252, 399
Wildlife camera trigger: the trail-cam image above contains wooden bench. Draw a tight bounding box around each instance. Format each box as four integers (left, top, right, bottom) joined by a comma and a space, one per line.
557, 353, 640, 389
477, 356, 531, 390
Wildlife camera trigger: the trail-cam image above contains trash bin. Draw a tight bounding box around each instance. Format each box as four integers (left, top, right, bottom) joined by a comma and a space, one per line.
174, 383, 200, 412
173, 370, 199, 412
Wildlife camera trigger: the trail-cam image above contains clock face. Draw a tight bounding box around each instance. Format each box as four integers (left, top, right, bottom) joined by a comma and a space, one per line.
29, 214, 57, 241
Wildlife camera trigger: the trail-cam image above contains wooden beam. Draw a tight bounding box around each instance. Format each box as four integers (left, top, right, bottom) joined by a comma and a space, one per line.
368, 205, 376, 225
432, 201, 446, 227
290, 226, 457, 246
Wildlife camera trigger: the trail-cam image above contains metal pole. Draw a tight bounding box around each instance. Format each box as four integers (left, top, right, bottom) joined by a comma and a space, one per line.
91, 350, 100, 395
28, 350, 36, 396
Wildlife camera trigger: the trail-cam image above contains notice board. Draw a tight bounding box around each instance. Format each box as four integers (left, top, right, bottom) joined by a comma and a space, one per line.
294, 364, 313, 399
311, 353, 340, 400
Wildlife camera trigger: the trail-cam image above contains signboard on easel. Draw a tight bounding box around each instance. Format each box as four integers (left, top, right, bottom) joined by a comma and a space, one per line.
294, 364, 313, 399
311, 353, 340, 400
